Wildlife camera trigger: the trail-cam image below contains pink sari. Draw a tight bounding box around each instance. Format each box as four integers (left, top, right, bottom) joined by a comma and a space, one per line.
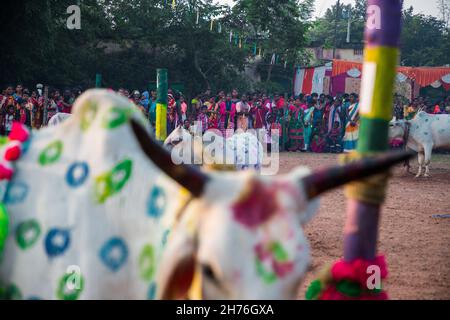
218, 101, 236, 137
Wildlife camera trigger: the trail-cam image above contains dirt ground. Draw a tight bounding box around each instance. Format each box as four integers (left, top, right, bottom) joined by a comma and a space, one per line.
275, 152, 450, 300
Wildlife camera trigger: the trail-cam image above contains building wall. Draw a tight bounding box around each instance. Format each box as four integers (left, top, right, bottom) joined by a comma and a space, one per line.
307, 47, 364, 63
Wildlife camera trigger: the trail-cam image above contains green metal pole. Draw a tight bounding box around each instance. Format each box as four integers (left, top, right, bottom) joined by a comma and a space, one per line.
95, 74, 102, 88
156, 69, 168, 141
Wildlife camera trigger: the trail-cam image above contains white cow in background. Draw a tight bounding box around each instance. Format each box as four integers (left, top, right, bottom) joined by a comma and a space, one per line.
389, 111, 450, 177
0, 90, 408, 300
48, 113, 72, 127
164, 125, 264, 172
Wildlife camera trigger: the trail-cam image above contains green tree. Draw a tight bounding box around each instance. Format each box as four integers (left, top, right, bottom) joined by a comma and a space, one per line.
0, 0, 111, 87
400, 7, 449, 66
307, 1, 449, 67
307, 1, 365, 49
230, 0, 314, 83
0, 0, 314, 95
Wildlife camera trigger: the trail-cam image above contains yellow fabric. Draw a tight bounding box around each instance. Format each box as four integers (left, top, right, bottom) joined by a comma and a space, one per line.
360, 47, 399, 121
187, 265, 203, 300
340, 152, 391, 205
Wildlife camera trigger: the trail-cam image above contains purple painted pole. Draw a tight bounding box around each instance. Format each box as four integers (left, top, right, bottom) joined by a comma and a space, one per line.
343, 0, 403, 262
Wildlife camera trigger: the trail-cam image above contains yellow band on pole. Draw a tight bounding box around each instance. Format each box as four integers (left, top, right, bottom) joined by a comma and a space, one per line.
359, 46, 399, 121
156, 103, 167, 141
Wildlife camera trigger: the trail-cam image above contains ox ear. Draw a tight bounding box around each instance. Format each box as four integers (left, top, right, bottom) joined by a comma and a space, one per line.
156, 218, 198, 300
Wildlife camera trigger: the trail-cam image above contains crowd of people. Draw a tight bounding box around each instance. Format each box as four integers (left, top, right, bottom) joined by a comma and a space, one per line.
0, 84, 80, 135
2, 83, 450, 153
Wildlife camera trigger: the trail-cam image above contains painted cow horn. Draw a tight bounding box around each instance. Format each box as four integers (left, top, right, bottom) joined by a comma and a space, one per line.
130, 119, 209, 197
302, 151, 415, 200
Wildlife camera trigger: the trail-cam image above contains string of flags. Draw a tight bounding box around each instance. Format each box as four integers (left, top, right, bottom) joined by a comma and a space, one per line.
167, 1, 289, 67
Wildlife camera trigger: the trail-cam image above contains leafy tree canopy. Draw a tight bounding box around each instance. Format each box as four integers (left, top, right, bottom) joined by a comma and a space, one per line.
306, 0, 450, 67
0, 0, 313, 95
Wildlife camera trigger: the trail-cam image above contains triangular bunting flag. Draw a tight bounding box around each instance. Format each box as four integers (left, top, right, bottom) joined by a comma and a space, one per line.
271, 53, 276, 65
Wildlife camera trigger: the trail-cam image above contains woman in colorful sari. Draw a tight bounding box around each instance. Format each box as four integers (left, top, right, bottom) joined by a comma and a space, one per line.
310, 101, 326, 153
252, 97, 268, 137
180, 95, 188, 123
235, 94, 251, 132
288, 97, 305, 152
280, 107, 290, 151
325, 98, 343, 152
167, 94, 180, 135
208, 111, 219, 130
343, 93, 360, 153
327, 97, 342, 135
322, 95, 334, 133
303, 102, 314, 152
269, 110, 283, 150
404, 99, 418, 120
197, 105, 209, 134
299, 94, 308, 111
218, 93, 236, 137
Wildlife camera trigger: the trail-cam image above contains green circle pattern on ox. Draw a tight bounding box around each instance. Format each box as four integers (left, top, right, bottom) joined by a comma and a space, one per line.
15, 219, 41, 250
0, 136, 9, 147
255, 259, 277, 284
39, 140, 63, 166
103, 107, 133, 129
0, 203, 9, 252
94, 159, 133, 204
56, 272, 84, 300
80, 101, 98, 131
139, 244, 156, 281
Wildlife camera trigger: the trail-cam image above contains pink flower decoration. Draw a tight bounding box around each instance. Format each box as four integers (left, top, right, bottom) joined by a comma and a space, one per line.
9, 122, 29, 143
4, 143, 21, 161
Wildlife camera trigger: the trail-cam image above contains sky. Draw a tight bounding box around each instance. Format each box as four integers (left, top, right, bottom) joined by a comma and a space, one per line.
216, 0, 441, 18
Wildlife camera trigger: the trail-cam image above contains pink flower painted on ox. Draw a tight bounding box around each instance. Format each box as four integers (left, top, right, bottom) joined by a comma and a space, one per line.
231, 180, 279, 229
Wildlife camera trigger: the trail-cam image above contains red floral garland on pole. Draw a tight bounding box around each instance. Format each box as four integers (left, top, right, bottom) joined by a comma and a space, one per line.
306, 255, 388, 300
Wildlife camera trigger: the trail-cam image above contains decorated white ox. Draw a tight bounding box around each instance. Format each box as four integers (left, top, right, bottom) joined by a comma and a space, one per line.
164, 125, 264, 171
48, 113, 72, 127
389, 112, 450, 177
0, 90, 408, 300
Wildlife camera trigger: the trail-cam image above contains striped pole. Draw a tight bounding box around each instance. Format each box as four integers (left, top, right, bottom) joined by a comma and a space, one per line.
343, 0, 402, 261
95, 74, 102, 88
156, 69, 168, 141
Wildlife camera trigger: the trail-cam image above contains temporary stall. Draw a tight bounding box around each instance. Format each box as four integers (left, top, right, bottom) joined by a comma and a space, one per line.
293, 59, 450, 100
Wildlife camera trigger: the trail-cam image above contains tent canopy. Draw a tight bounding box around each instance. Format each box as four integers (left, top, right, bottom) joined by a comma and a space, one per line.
332, 59, 450, 87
